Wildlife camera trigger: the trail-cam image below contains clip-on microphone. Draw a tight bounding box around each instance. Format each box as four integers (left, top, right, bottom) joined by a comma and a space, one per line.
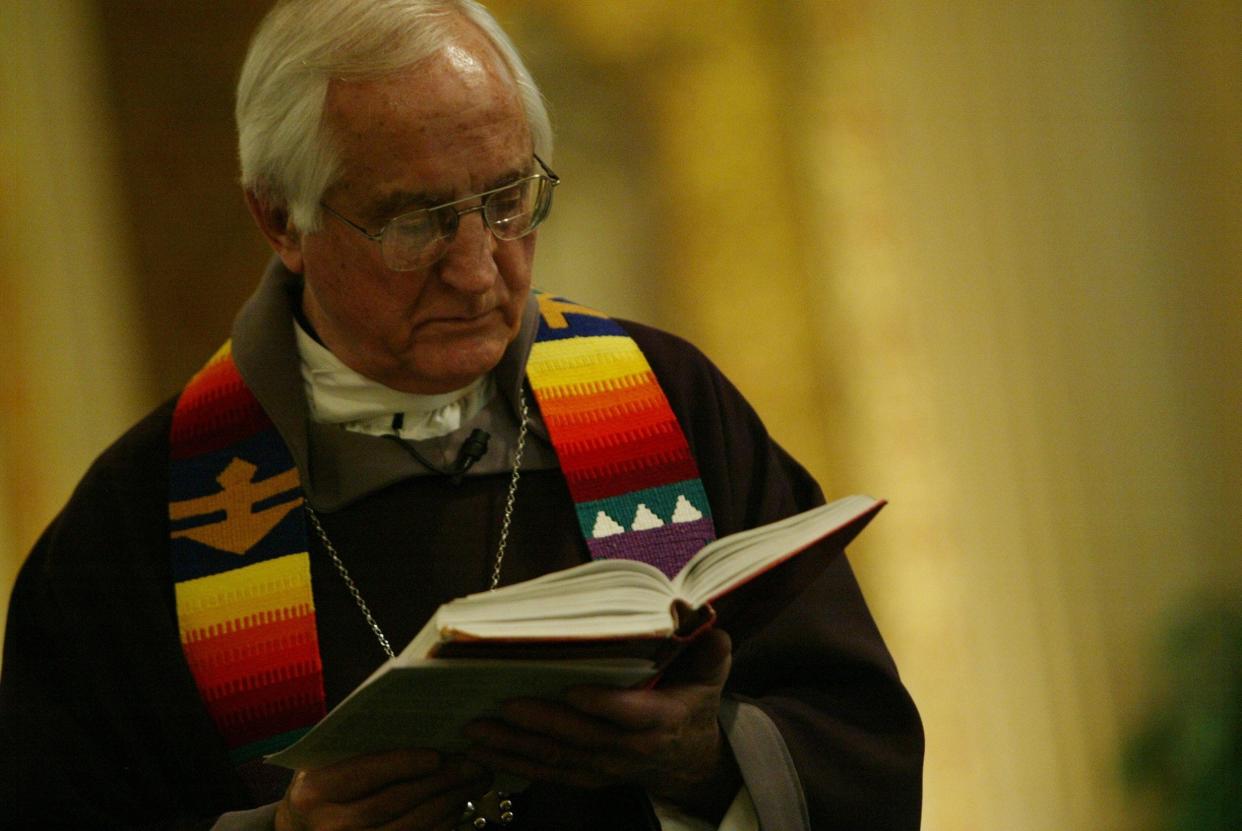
449, 429, 490, 484
386, 413, 491, 485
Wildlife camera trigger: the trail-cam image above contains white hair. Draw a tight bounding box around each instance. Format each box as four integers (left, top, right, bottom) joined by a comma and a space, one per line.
236, 0, 553, 232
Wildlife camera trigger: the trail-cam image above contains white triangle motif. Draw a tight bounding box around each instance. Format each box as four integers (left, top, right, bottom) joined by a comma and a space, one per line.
631, 503, 665, 531
671, 495, 704, 523
592, 511, 626, 538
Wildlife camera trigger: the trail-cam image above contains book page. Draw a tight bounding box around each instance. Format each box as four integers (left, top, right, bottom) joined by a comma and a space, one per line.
673, 494, 884, 607
266, 658, 655, 772
397, 497, 883, 661
400, 560, 679, 660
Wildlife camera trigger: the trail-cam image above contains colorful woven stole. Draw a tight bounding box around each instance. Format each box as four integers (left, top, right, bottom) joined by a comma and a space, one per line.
169, 343, 325, 764
527, 295, 716, 577
169, 298, 715, 762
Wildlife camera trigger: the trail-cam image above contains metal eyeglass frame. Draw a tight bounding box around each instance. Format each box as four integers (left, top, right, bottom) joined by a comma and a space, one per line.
318, 154, 560, 271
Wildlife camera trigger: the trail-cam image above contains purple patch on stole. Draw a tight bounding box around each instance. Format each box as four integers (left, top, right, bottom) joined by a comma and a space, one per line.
585, 518, 717, 579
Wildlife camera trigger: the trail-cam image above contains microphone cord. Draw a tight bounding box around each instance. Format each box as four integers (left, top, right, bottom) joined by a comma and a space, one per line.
384, 415, 491, 485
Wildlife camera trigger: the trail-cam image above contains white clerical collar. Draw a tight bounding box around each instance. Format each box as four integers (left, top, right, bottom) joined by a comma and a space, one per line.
294, 320, 494, 440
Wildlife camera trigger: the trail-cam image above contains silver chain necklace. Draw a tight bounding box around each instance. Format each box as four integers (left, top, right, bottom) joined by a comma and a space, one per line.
304, 388, 530, 660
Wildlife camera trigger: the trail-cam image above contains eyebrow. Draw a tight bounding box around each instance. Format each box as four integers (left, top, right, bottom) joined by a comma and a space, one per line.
367, 190, 440, 222
366, 163, 533, 223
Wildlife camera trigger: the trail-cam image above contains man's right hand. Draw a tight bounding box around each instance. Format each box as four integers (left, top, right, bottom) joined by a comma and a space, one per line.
275, 749, 492, 831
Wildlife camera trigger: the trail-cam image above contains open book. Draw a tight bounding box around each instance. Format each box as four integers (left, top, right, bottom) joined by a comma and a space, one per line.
266, 493, 884, 771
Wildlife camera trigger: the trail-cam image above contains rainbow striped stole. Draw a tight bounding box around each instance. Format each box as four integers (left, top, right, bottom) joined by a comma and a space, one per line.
169, 343, 325, 764
527, 295, 717, 577
168, 298, 715, 761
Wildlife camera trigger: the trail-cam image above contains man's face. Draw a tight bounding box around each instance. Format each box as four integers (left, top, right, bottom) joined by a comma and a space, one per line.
290, 29, 536, 394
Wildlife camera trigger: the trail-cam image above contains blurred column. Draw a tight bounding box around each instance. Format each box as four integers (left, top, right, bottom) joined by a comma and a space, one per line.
497, 0, 838, 480
641, 3, 835, 480
803, 2, 1241, 829
0, 1, 149, 642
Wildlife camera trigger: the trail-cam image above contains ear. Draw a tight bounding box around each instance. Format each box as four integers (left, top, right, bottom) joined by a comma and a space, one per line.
244, 190, 306, 274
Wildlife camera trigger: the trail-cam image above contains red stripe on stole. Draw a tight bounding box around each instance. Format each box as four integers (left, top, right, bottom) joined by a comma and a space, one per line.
561, 446, 700, 503
182, 609, 324, 749
541, 394, 678, 444
181, 608, 320, 681
556, 417, 693, 469
564, 456, 703, 502
536, 373, 690, 459
210, 671, 326, 749
171, 357, 271, 460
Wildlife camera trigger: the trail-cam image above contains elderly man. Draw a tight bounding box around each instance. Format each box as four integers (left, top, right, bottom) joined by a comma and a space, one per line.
0, 1, 923, 829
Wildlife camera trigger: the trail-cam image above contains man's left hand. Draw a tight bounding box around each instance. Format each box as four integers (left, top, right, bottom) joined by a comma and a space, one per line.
462, 628, 740, 819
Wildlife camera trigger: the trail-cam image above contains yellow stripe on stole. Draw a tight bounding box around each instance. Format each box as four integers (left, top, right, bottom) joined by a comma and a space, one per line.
175, 553, 315, 644
527, 336, 652, 389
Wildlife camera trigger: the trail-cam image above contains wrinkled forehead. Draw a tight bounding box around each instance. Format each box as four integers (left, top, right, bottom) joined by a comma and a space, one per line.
319, 30, 532, 212
321, 66, 530, 177
323, 23, 524, 145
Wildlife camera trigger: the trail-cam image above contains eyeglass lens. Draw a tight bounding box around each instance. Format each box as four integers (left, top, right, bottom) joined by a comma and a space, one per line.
382, 176, 552, 270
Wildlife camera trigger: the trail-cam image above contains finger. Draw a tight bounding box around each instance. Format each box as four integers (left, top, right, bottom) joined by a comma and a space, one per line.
659, 628, 732, 686
298, 748, 444, 802
465, 717, 577, 761
494, 698, 638, 747
465, 741, 609, 791
466, 714, 670, 791
466, 717, 622, 772
343, 762, 492, 827
561, 631, 732, 726
560, 685, 682, 730
376, 778, 491, 831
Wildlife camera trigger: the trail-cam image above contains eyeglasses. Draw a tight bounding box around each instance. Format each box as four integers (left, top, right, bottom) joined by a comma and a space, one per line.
319, 155, 559, 271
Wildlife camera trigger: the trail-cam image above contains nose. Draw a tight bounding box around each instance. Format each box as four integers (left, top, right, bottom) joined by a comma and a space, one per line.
436, 207, 498, 293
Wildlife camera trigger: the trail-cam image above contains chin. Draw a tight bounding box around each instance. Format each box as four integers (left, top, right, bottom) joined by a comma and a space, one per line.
409, 337, 509, 392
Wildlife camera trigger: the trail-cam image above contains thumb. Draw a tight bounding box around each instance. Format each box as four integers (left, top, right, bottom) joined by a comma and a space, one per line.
662, 628, 732, 687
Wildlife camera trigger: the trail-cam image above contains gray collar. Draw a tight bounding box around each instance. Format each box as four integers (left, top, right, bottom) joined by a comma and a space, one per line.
229, 259, 558, 512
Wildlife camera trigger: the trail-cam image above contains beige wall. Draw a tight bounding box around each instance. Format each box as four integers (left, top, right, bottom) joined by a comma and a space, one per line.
799, 5, 1241, 828
3, 2, 1239, 828
1, 1, 151, 632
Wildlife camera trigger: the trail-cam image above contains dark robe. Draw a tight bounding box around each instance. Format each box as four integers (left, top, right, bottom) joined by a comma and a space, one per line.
1, 266, 923, 830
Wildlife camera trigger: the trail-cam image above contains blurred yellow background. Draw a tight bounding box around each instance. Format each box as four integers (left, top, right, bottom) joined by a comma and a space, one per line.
2, 2, 1238, 828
